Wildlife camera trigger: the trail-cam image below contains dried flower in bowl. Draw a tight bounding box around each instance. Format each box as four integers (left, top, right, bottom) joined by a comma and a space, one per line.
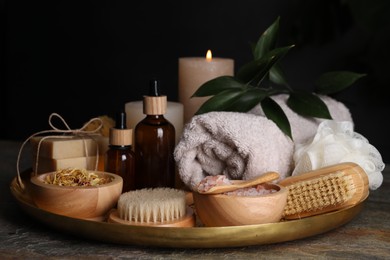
44, 168, 113, 187
29, 168, 123, 220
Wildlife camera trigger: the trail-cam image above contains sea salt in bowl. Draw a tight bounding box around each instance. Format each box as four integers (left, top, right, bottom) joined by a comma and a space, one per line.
29, 168, 123, 220
193, 182, 288, 227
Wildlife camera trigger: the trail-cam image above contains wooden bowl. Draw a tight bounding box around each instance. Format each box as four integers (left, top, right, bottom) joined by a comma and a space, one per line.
29, 171, 123, 220
193, 183, 288, 227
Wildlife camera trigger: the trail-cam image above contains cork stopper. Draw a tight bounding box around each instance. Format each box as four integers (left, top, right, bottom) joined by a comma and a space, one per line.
109, 111, 132, 146
143, 79, 167, 115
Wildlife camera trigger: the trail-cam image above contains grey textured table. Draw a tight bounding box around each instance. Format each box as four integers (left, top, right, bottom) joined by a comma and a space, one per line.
1, 140, 389, 259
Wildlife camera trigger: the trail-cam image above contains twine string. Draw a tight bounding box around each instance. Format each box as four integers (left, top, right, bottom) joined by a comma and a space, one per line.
16, 113, 103, 189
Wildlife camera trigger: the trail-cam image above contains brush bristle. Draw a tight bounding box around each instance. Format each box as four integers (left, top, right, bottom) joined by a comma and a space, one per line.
117, 188, 187, 223
283, 172, 356, 217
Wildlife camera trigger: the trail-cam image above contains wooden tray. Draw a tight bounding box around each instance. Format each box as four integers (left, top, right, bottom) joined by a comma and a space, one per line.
9, 177, 365, 248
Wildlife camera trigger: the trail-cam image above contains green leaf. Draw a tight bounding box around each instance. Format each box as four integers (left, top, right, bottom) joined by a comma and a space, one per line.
269, 64, 289, 87
314, 71, 366, 95
261, 97, 292, 139
253, 16, 280, 60
191, 76, 245, 97
287, 90, 332, 119
237, 45, 294, 84
225, 88, 268, 112
195, 89, 244, 115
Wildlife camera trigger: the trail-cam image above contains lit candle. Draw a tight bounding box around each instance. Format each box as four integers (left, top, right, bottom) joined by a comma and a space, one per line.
124, 101, 184, 145
178, 50, 234, 123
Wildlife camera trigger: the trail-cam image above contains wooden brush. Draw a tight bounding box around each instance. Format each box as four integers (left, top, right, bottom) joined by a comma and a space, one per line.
108, 187, 195, 227
278, 162, 369, 220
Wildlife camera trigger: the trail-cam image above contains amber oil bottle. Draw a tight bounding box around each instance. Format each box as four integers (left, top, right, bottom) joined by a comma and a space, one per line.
105, 111, 135, 193
134, 79, 176, 189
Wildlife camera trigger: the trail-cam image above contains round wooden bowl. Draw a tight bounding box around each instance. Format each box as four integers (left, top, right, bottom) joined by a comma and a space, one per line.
193, 183, 288, 227
29, 171, 123, 220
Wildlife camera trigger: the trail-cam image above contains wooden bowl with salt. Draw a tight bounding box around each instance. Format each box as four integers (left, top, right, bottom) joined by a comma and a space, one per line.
29, 168, 123, 221
193, 180, 288, 227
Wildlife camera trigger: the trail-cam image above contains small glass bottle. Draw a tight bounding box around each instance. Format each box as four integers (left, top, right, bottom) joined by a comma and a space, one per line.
134, 79, 176, 189
105, 111, 135, 193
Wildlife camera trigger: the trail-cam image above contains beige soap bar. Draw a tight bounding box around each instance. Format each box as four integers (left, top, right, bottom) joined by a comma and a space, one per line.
30, 136, 109, 159
32, 156, 99, 174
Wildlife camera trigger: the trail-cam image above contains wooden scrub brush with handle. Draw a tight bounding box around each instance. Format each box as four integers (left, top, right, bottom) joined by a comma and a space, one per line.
279, 162, 369, 220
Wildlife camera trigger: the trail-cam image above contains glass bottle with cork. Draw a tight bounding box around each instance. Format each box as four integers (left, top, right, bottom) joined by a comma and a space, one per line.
134, 79, 176, 189
105, 111, 135, 193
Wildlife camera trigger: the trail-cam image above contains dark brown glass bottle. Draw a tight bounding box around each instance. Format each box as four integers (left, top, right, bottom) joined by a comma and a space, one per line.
105, 111, 135, 193
134, 79, 176, 189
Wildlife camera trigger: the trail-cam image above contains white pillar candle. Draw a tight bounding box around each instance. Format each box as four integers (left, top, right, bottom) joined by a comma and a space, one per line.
178, 50, 234, 123
124, 101, 184, 145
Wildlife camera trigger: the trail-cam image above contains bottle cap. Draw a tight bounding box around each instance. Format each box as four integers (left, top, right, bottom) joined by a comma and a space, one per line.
149, 78, 160, 96
143, 79, 167, 115
109, 111, 132, 146
116, 111, 127, 129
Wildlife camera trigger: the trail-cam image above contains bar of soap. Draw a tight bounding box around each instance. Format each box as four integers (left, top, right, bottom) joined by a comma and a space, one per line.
32, 156, 99, 174
30, 136, 108, 159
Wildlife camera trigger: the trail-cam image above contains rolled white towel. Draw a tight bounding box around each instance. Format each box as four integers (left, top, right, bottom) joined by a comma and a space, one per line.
248, 94, 353, 145
174, 111, 294, 191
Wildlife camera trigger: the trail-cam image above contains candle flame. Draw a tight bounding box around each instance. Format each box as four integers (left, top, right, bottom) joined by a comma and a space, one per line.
206, 50, 212, 61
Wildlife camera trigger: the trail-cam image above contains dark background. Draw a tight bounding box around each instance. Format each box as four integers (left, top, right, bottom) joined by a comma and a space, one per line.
1, 0, 390, 163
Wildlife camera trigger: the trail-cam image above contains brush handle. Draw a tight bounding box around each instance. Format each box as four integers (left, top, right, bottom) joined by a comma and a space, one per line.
280, 162, 365, 186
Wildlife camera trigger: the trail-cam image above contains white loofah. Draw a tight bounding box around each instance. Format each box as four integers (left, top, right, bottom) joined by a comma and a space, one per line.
292, 120, 385, 190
